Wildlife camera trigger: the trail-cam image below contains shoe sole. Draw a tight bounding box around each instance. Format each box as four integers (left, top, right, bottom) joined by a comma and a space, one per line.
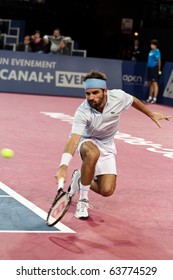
74, 214, 89, 220
68, 184, 80, 196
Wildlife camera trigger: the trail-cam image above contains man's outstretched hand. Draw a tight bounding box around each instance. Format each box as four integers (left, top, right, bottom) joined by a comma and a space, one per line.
150, 112, 171, 128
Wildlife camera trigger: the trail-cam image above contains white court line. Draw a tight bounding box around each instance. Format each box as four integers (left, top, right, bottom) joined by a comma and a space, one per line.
0, 181, 75, 233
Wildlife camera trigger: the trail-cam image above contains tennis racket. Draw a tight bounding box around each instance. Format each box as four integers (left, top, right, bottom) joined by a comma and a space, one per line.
46, 178, 72, 227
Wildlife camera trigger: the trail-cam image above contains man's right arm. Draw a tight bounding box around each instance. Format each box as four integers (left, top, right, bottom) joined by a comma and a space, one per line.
55, 133, 81, 184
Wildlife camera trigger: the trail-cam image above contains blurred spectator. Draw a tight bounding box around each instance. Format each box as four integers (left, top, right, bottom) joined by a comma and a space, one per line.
57, 39, 71, 55
16, 35, 32, 52
48, 28, 71, 54
30, 30, 44, 53
42, 35, 51, 53
131, 38, 141, 61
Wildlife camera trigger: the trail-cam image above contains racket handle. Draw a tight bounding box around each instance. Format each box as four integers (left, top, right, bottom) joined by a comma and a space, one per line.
58, 178, 64, 190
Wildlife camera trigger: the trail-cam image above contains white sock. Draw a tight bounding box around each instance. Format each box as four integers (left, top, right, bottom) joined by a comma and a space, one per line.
153, 97, 157, 101
79, 183, 90, 201
148, 96, 152, 100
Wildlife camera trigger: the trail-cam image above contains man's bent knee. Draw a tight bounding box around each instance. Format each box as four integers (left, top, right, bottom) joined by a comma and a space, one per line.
100, 184, 116, 197
100, 189, 114, 197
97, 175, 116, 197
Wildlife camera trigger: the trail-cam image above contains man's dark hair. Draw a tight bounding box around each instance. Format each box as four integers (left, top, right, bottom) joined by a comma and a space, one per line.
83, 70, 107, 82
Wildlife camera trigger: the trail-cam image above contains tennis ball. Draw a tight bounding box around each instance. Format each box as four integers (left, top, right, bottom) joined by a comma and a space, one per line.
0, 148, 14, 158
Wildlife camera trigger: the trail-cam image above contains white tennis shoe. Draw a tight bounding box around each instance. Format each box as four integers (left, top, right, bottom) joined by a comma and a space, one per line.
74, 199, 89, 219
68, 169, 81, 197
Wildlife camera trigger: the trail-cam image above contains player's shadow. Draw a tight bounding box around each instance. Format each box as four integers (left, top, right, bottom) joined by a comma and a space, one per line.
49, 210, 169, 259
49, 214, 138, 257
49, 234, 110, 255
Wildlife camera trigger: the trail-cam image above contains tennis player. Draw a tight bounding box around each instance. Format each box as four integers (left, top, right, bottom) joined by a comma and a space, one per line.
55, 70, 171, 219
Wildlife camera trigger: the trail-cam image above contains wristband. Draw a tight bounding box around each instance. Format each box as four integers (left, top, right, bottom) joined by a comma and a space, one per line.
59, 152, 72, 167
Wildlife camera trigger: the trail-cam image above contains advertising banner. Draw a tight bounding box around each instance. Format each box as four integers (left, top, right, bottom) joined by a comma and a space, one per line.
0, 50, 122, 97
161, 62, 173, 105
122, 60, 148, 101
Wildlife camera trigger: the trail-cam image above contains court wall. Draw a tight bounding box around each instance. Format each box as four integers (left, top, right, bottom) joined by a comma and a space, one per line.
0, 50, 173, 106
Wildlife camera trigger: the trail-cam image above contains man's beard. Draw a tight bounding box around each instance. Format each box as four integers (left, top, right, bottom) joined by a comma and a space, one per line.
88, 96, 104, 110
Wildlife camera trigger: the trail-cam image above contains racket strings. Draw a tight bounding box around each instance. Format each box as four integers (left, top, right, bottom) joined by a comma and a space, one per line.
46, 192, 71, 226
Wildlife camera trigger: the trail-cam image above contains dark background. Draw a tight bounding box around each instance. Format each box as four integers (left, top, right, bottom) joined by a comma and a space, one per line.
0, 0, 173, 66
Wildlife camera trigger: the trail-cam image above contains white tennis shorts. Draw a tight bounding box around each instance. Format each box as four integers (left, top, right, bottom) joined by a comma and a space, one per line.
77, 138, 117, 176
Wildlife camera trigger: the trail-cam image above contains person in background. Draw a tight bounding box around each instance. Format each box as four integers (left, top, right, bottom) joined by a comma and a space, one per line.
57, 39, 70, 55
16, 35, 32, 52
146, 39, 161, 104
131, 38, 141, 61
48, 28, 72, 54
42, 35, 51, 53
30, 30, 44, 53
55, 70, 171, 220
49, 28, 64, 54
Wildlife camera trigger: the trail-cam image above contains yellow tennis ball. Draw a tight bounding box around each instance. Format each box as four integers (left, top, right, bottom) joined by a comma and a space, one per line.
0, 148, 14, 158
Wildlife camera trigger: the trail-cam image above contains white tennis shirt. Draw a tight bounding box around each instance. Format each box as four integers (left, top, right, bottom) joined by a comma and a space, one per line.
71, 89, 134, 145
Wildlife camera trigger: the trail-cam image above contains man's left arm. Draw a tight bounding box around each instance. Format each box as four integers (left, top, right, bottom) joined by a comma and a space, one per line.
131, 97, 171, 128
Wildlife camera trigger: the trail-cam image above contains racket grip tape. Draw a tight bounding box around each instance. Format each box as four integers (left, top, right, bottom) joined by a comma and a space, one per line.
58, 178, 64, 190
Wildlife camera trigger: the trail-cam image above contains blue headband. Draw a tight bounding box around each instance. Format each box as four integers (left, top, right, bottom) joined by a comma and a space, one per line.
84, 78, 107, 89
